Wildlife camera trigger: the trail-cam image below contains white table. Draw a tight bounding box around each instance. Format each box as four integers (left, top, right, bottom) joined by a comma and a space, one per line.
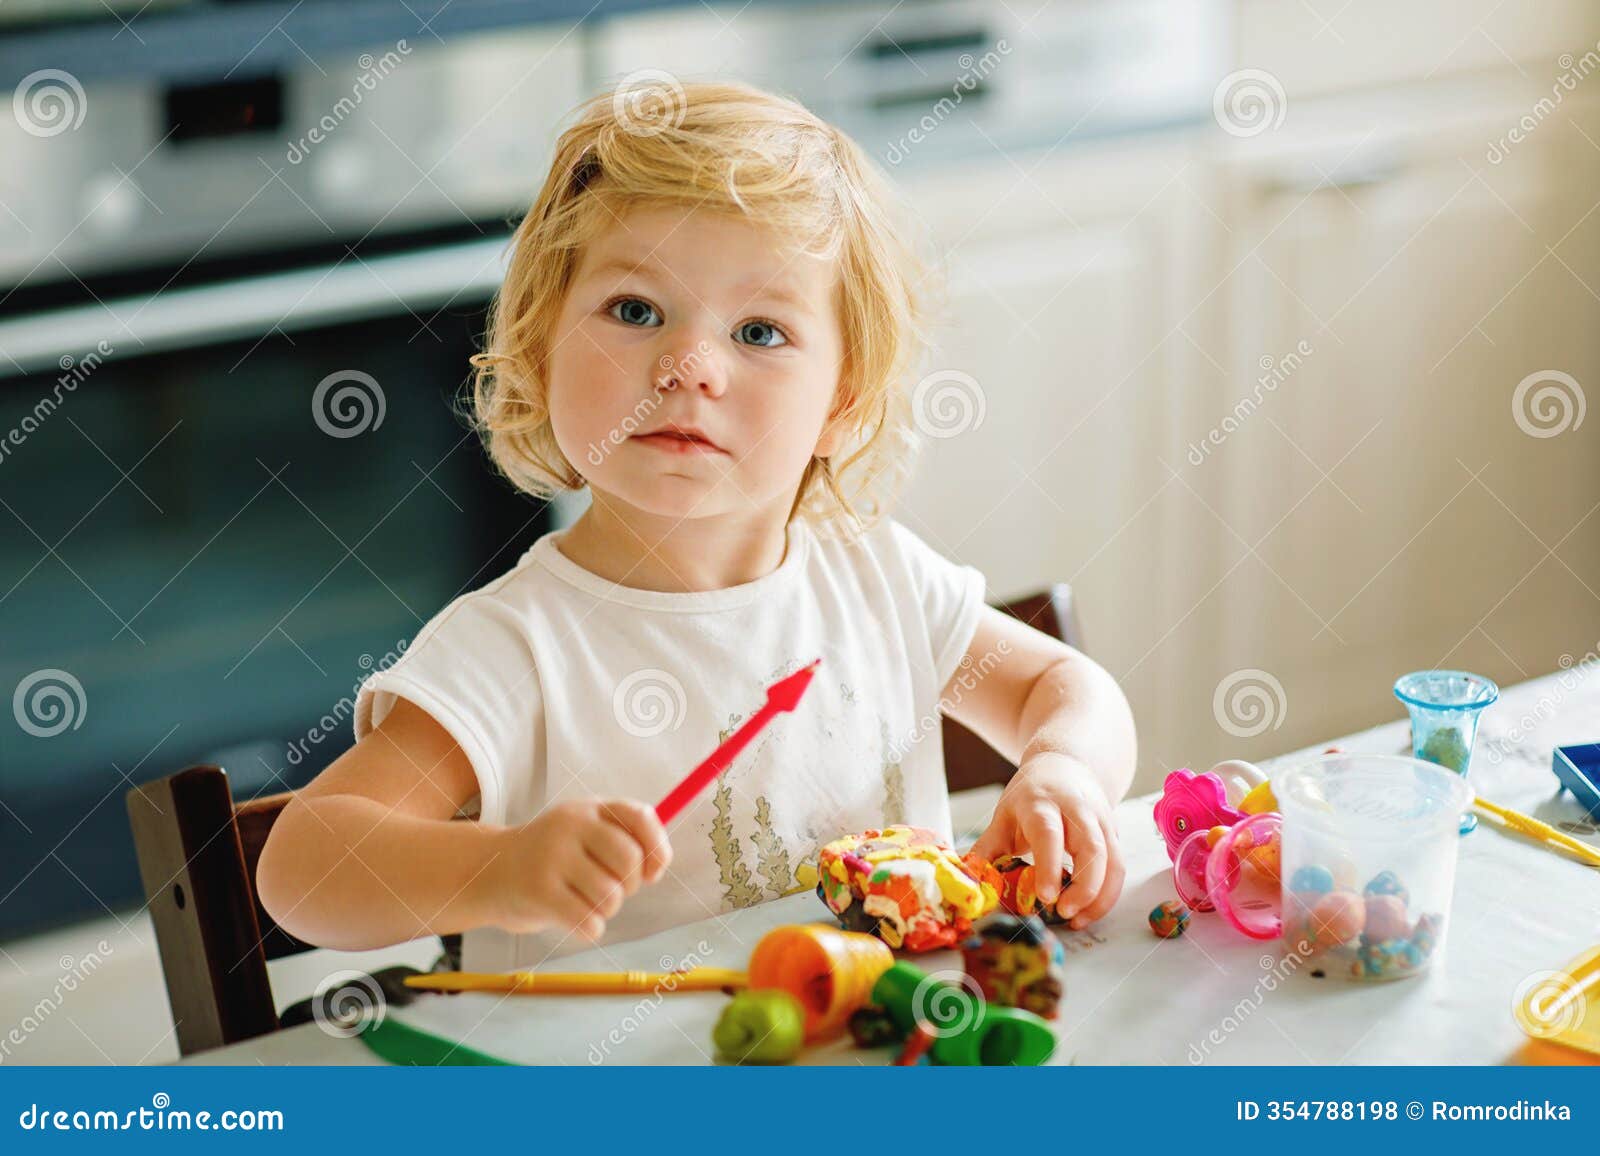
182, 669, 1600, 1065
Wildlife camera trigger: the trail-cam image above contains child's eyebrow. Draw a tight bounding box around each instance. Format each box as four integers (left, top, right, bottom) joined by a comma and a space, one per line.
585, 254, 819, 318
583, 254, 667, 283
737, 281, 816, 317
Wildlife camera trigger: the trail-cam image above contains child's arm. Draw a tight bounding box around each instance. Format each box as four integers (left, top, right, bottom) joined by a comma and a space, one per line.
940, 606, 1137, 929
257, 698, 671, 952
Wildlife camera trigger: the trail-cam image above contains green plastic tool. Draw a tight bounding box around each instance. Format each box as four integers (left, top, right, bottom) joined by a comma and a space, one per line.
357, 1015, 514, 1066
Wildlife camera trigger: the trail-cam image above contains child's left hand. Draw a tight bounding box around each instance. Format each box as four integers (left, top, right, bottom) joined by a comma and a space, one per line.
968, 750, 1126, 930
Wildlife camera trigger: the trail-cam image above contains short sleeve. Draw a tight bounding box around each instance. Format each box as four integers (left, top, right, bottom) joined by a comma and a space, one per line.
885, 519, 988, 689
353, 592, 544, 826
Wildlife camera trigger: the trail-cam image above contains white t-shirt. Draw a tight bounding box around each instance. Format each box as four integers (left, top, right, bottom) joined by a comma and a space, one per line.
353, 515, 986, 971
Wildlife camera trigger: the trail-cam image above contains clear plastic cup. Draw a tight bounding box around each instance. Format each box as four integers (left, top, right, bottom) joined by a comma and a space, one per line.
1276, 754, 1472, 981
1393, 670, 1498, 834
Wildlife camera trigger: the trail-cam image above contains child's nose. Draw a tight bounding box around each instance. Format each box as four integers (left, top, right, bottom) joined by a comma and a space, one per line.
655, 341, 726, 398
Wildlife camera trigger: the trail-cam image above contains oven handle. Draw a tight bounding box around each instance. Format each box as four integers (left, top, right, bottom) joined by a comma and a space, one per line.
0, 234, 514, 381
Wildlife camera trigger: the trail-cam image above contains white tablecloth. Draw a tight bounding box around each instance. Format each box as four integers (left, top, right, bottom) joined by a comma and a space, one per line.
192, 668, 1600, 1065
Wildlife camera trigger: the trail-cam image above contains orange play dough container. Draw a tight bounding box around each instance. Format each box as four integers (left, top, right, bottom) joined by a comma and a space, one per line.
747, 925, 894, 1040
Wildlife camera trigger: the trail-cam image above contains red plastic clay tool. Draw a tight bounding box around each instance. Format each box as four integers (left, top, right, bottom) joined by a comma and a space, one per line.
653, 658, 822, 825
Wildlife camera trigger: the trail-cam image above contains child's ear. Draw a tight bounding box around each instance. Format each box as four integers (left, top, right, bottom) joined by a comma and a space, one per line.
813, 418, 848, 458
813, 392, 854, 457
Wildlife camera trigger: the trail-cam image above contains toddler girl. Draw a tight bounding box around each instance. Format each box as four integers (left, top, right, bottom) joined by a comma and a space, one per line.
258, 80, 1136, 973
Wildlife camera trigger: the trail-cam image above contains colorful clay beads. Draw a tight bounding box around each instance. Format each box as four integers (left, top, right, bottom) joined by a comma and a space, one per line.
1148, 899, 1191, 939
1289, 865, 1334, 894
1285, 863, 1446, 980
1363, 870, 1410, 906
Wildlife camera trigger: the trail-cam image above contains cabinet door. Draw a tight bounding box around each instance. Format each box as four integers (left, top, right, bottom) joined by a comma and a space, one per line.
1205, 96, 1600, 766
893, 138, 1217, 773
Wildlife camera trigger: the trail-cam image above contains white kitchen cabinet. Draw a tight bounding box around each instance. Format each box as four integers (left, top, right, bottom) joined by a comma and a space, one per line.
891, 67, 1600, 788
1198, 79, 1600, 769
891, 132, 1225, 779
1233, 0, 1599, 99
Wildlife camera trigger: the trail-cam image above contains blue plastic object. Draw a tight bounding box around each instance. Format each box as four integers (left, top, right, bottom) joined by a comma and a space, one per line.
1552, 743, 1600, 820
1393, 670, 1499, 834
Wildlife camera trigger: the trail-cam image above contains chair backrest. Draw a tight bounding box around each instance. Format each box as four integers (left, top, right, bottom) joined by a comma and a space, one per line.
127, 584, 1077, 1056
126, 767, 322, 1056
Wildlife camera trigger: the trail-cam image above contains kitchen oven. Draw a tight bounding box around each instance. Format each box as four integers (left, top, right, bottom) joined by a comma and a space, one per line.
0, 25, 581, 938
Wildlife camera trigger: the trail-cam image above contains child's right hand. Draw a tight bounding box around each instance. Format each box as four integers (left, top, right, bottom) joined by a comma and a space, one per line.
488, 798, 672, 942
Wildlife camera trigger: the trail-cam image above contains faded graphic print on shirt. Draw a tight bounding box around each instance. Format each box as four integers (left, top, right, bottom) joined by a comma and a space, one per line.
707, 666, 911, 912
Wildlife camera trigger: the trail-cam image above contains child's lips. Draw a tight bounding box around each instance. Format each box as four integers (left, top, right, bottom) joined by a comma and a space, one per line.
631, 432, 727, 455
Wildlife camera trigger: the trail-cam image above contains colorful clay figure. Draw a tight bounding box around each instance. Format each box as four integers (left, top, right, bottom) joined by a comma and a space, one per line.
961, 914, 1066, 1020
1148, 899, 1190, 938
990, 854, 1074, 924
812, 826, 998, 951
1153, 769, 1247, 862
712, 989, 806, 1065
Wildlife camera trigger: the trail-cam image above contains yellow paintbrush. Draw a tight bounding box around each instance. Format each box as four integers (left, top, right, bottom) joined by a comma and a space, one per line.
403, 967, 750, 995
1474, 795, 1600, 869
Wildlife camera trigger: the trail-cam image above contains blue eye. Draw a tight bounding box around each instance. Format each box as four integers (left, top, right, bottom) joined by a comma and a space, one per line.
608, 297, 661, 327
735, 319, 788, 348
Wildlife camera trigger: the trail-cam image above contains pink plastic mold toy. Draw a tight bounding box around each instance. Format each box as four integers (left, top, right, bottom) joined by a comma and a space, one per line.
1171, 812, 1283, 939
1152, 769, 1246, 863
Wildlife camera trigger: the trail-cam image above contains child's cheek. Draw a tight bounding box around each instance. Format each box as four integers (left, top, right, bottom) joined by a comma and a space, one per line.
548, 348, 635, 457
545, 393, 608, 483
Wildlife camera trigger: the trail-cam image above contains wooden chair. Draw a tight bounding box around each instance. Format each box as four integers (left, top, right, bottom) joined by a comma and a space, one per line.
124, 769, 463, 1058
126, 584, 1079, 1057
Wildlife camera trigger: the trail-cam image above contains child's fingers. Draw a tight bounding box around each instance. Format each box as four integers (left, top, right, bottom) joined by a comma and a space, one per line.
582, 823, 646, 892
566, 860, 626, 921
966, 816, 1013, 863
602, 798, 673, 883
1066, 818, 1125, 929
557, 881, 609, 942
1053, 808, 1108, 920
1019, 803, 1066, 904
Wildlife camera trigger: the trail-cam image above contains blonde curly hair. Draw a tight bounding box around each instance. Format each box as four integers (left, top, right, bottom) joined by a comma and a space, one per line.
468, 78, 934, 536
